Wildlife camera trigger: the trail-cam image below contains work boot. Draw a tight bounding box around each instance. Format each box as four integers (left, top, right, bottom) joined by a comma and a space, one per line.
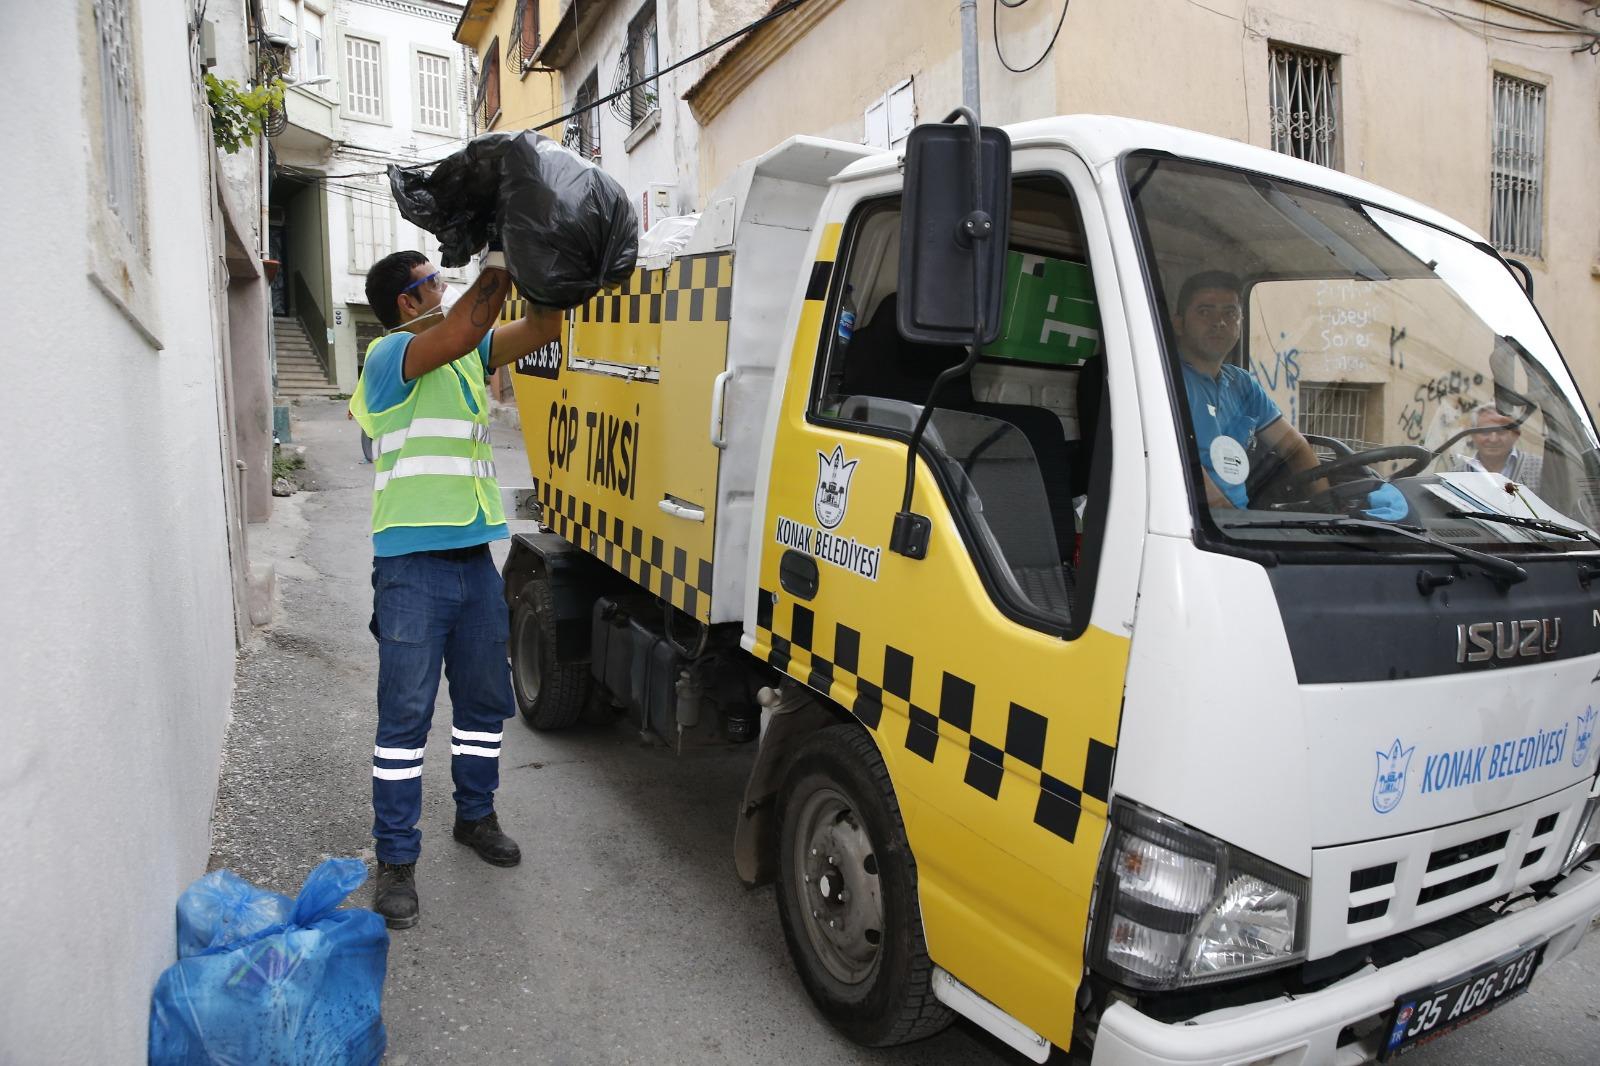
453, 812, 522, 867
373, 861, 419, 930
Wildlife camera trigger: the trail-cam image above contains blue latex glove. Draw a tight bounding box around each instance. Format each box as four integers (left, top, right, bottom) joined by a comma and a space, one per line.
1364, 483, 1409, 521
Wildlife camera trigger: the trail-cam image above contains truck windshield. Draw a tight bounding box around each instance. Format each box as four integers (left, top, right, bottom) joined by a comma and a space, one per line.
1125, 152, 1600, 556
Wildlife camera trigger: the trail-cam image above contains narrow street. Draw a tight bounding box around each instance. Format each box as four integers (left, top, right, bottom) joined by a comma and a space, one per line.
212, 399, 1010, 1064
212, 400, 1600, 1065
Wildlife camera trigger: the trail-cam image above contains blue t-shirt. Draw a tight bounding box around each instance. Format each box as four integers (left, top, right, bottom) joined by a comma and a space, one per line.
1180, 359, 1283, 508
362, 329, 508, 557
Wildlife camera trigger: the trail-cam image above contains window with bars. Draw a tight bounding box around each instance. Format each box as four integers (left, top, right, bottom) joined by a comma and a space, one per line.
414, 50, 453, 133
343, 34, 384, 121
349, 185, 394, 273
564, 69, 601, 160
1299, 383, 1380, 450
475, 39, 501, 129
1491, 73, 1545, 259
1268, 44, 1340, 169
626, 4, 659, 128
93, 0, 143, 248
507, 0, 541, 72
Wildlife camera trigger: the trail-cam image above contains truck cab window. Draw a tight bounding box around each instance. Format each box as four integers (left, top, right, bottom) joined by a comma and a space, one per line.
1128, 153, 1600, 553
811, 178, 1112, 635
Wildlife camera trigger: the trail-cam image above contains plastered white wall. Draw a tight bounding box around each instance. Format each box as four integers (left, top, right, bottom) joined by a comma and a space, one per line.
0, 1, 242, 1061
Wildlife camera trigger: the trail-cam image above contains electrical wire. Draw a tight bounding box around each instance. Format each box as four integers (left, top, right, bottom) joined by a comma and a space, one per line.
1404, 0, 1600, 44
994, 0, 1070, 75
525, 0, 815, 139
278, 0, 817, 183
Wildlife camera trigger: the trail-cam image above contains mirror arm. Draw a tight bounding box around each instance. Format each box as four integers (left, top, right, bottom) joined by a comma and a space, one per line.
893, 107, 994, 561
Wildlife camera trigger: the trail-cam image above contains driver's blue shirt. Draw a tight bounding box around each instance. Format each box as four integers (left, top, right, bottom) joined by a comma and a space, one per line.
1180, 359, 1283, 508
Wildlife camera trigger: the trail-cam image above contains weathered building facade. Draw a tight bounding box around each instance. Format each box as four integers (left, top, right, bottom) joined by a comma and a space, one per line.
272, 0, 481, 395
686, 0, 1600, 411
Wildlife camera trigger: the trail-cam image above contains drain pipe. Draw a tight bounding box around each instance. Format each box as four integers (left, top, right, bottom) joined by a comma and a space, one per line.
959, 0, 980, 120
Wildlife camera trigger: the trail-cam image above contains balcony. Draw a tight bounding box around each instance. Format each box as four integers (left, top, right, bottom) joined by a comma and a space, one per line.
274, 84, 340, 160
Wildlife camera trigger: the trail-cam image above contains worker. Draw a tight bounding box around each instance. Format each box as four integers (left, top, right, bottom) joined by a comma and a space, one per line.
349, 248, 560, 929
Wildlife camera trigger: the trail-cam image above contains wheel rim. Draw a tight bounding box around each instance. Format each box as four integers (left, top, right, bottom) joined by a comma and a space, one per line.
512, 605, 542, 706
790, 785, 885, 986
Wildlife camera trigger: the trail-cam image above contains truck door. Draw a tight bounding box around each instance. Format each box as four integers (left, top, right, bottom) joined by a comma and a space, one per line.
749, 151, 1146, 1045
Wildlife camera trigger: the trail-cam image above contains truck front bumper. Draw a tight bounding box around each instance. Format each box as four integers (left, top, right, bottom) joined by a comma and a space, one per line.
1090, 859, 1600, 1066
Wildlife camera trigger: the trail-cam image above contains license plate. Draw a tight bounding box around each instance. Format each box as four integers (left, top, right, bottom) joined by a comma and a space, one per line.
1380, 942, 1545, 1058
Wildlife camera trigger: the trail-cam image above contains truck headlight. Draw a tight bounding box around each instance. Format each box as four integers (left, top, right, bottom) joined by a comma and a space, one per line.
1562, 793, 1600, 873
1089, 800, 1307, 989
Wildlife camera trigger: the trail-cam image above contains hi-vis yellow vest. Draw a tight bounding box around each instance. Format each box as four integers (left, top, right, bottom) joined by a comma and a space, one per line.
349, 338, 505, 532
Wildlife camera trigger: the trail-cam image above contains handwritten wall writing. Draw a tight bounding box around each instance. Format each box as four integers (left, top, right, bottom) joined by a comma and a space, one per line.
1397, 371, 1485, 442
1315, 279, 1386, 357
1251, 337, 1303, 425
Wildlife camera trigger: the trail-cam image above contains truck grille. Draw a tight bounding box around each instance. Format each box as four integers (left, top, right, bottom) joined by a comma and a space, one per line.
1308, 788, 1581, 958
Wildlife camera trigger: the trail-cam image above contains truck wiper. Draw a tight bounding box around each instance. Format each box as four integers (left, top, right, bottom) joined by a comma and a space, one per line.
1221, 516, 1528, 584
1445, 509, 1600, 550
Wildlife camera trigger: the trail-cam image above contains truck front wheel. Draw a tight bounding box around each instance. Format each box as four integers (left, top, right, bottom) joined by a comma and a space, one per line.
775, 724, 952, 1046
509, 574, 590, 731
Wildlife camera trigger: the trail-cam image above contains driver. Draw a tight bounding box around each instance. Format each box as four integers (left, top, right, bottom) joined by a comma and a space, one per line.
1171, 272, 1321, 508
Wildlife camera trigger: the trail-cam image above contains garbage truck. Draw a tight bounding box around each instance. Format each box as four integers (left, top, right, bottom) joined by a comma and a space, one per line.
494, 113, 1600, 1063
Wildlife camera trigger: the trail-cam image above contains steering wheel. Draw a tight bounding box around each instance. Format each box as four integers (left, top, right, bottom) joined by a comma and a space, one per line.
1272, 444, 1434, 499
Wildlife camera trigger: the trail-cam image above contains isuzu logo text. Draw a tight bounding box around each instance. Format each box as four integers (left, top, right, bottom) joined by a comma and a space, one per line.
1455, 618, 1562, 663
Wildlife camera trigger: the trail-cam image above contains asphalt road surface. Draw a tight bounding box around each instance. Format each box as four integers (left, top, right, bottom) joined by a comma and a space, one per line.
211, 399, 1599, 1064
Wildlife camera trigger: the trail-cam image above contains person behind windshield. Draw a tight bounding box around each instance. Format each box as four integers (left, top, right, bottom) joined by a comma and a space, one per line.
1172, 271, 1321, 508
1450, 406, 1543, 491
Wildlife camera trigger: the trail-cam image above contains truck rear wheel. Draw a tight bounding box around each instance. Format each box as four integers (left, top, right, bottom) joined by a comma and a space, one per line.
775, 724, 952, 1046
509, 574, 590, 731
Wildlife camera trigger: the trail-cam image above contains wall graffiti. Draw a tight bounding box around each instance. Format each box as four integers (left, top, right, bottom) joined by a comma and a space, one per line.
1397, 370, 1485, 443
1252, 336, 1302, 425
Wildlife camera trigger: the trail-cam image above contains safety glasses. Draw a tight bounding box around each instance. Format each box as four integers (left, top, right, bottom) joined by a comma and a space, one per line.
401, 271, 441, 295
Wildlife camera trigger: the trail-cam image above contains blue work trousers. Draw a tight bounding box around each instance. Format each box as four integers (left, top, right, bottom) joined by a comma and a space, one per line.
370, 548, 513, 863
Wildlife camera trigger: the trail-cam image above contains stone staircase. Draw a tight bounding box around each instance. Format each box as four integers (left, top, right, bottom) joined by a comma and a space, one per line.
273, 316, 338, 398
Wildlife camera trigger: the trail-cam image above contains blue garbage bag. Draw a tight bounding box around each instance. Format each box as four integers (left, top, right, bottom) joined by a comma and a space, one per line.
150, 858, 388, 1066
174, 868, 295, 959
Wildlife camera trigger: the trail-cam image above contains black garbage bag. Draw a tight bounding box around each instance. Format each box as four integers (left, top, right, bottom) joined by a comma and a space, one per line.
388, 132, 514, 268
495, 134, 639, 308
389, 131, 639, 309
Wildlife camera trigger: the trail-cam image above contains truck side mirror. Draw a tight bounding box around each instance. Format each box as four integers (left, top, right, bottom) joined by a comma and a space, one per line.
897, 120, 1011, 347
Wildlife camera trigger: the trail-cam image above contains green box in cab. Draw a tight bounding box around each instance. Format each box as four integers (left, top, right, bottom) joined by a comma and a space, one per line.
985, 252, 1101, 366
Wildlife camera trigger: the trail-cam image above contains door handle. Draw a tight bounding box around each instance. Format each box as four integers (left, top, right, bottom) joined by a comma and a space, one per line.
659, 496, 706, 522
709, 369, 733, 449
780, 550, 819, 599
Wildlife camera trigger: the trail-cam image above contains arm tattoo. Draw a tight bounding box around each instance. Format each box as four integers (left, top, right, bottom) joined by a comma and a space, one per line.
467, 272, 505, 329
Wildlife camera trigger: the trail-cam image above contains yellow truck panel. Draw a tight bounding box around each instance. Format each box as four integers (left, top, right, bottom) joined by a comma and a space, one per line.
748, 234, 1128, 1048
507, 253, 733, 623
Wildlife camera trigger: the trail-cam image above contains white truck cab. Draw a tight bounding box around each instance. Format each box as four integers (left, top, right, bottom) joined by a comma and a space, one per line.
501, 114, 1600, 1064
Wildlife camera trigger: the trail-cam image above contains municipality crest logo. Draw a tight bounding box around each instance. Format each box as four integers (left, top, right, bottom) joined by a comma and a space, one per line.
814, 445, 859, 530
1373, 739, 1416, 815
1575, 707, 1597, 769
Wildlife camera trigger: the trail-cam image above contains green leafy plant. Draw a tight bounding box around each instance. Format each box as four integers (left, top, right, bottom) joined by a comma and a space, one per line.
272, 450, 306, 483
204, 73, 285, 154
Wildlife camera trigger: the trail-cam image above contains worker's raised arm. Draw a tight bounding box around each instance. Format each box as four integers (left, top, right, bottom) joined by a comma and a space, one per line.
489, 306, 564, 369
401, 267, 512, 381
